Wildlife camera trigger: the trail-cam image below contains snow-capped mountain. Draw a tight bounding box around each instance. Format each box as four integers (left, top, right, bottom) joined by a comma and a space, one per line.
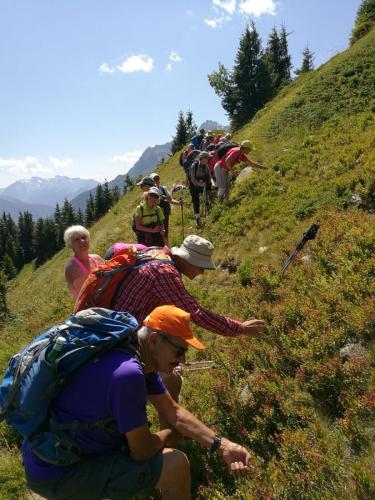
1, 175, 99, 206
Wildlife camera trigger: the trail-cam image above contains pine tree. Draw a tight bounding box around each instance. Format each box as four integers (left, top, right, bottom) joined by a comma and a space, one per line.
112, 185, 121, 205
209, 23, 272, 129
18, 211, 35, 263
231, 23, 272, 129
279, 26, 292, 85
33, 218, 46, 267
85, 193, 95, 226
62, 199, 77, 228
0, 269, 9, 322
94, 184, 106, 219
103, 180, 112, 213
54, 203, 65, 248
124, 175, 134, 195
171, 111, 188, 154
264, 26, 291, 97
77, 208, 84, 225
185, 110, 197, 140
33, 218, 58, 267
295, 46, 315, 76
350, 0, 375, 45
1, 254, 17, 280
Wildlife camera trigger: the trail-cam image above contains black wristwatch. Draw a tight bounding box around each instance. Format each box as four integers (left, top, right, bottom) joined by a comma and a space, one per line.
210, 435, 222, 453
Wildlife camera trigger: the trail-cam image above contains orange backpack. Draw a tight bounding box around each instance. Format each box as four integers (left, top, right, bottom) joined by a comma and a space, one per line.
74, 247, 171, 313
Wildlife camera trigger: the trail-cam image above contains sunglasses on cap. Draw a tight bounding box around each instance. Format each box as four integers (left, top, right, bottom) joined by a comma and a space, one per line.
157, 332, 188, 357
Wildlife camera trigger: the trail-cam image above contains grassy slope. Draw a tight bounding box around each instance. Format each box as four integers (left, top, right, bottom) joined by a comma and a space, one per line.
1, 30, 374, 499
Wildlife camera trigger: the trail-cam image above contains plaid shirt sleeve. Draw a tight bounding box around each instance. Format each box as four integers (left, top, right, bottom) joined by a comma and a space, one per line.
156, 265, 242, 337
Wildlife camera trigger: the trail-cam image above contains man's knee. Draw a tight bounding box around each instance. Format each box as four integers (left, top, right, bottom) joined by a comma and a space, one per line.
156, 448, 191, 489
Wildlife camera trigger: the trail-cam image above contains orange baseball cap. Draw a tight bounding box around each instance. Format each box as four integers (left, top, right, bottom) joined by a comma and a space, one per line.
143, 305, 205, 350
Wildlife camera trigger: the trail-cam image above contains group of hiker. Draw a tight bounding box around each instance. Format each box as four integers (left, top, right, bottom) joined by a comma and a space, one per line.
0, 131, 269, 499
133, 130, 267, 242
4, 223, 265, 499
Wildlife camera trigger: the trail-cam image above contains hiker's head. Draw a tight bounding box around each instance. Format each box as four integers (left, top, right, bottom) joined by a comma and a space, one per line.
145, 186, 160, 207
199, 128, 205, 135
64, 225, 90, 251
150, 172, 160, 186
198, 152, 211, 165
139, 305, 205, 373
240, 140, 252, 154
137, 176, 155, 192
171, 235, 215, 279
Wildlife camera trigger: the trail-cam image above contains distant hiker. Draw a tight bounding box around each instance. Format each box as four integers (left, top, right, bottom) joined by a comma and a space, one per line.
214, 139, 266, 201
188, 152, 212, 228
213, 133, 223, 145
179, 143, 194, 169
208, 147, 219, 187
150, 173, 182, 246
201, 130, 214, 151
64, 225, 104, 299
136, 175, 156, 193
133, 186, 165, 247
182, 149, 200, 182
191, 128, 205, 150
21, 305, 252, 499
114, 234, 265, 338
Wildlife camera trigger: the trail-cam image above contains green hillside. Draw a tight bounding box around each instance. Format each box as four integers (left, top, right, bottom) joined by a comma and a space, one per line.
1, 29, 374, 499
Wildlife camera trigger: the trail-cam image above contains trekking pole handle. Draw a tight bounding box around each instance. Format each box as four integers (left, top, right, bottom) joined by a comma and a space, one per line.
280, 223, 319, 275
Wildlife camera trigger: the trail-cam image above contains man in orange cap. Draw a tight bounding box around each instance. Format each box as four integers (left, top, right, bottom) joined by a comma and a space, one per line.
24, 305, 251, 500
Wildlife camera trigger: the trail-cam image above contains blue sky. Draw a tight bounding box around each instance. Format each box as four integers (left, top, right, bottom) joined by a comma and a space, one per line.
0, 0, 361, 187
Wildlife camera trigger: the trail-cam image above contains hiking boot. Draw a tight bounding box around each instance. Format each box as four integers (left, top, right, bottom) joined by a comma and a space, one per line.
196, 218, 204, 229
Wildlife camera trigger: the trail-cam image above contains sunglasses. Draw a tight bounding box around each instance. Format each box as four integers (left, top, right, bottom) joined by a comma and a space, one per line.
158, 333, 188, 357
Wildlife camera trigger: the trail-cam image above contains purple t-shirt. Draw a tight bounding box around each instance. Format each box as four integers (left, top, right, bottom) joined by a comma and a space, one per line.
22, 351, 166, 479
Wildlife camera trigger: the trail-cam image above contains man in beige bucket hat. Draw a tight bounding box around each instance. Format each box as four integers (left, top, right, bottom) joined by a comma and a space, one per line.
114, 234, 264, 338
113, 234, 264, 401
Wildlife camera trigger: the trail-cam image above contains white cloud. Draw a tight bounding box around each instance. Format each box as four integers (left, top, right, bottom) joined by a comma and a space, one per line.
204, 15, 227, 28
239, 0, 277, 17
99, 63, 115, 74
0, 156, 52, 175
169, 51, 182, 63
106, 151, 142, 171
49, 157, 73, 169
213, 0, 236, 15
99, 55, 154, 75
117, 54, 154, 73
165, 63, 173, 72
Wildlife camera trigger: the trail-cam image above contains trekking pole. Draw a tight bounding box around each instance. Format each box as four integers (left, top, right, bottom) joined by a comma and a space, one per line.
180, 198, 185, 239
202, 184, 207, 219
172, 182, 185, 240
280, 223, 319, 275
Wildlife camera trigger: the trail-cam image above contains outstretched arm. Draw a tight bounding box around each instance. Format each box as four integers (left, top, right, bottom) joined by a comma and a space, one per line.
150, 392, 251, 476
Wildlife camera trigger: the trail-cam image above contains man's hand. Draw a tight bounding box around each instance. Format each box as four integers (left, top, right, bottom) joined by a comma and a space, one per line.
219, 438, 251, 476
240, 319, 265, 337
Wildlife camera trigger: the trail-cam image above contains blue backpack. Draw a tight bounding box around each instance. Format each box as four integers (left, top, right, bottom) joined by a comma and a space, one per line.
0, 307, 139, 465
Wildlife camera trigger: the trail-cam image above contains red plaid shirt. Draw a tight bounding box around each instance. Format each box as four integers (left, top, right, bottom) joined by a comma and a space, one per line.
114, 261, 242, 336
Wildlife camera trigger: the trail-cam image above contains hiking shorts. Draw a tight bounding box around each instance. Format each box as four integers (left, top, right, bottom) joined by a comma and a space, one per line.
26, 448, 163, 500
214, 164, 229, 198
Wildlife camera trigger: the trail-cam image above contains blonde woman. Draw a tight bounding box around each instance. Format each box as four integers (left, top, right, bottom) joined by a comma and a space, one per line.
64, 225, 104, 299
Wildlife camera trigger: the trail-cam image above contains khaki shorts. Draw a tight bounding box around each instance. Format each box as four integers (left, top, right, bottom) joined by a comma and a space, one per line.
26, 447, 163, 500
